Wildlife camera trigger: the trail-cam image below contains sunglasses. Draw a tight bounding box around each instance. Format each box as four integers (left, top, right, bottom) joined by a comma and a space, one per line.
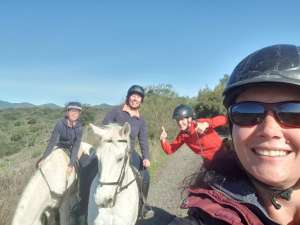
228, 101, 300, 127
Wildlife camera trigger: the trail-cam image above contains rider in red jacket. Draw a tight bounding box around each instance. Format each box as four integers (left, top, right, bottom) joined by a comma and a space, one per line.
160, 104, 227, 161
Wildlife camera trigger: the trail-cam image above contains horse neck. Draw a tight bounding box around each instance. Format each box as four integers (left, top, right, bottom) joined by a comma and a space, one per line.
12, 170, 52, 225
123, 156, 135, 183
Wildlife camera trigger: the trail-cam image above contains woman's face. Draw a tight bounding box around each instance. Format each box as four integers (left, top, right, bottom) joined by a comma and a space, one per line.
67, 108, 81, 122
177, 117, 192, 131
128, 93, 142, 109
232, 85, 300, 189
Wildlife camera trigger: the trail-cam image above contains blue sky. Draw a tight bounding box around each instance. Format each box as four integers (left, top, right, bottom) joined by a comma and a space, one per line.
1, 1, 300, 106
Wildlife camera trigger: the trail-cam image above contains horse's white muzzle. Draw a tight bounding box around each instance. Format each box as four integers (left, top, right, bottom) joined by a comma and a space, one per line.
95, 186, 116, 208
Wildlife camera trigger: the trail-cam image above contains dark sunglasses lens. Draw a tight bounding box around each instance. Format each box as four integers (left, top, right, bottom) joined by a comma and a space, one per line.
276, 103, 300, 127
230, 102, 265, 126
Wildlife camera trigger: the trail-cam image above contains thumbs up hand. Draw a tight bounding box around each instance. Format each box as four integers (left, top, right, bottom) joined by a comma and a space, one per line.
160, 126, 168, 141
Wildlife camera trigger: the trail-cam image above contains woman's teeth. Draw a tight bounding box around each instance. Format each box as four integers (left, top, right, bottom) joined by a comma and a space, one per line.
253, 149, 289, 157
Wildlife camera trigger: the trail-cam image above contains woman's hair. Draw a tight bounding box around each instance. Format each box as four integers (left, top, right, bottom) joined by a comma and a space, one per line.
188, 146, 247, 189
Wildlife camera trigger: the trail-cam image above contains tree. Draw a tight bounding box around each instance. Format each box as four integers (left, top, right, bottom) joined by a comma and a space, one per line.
141, 84, 191, 142
194, 74, 229, 117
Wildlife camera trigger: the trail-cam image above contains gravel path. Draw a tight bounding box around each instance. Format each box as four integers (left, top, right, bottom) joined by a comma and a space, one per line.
137, 147, 203, 225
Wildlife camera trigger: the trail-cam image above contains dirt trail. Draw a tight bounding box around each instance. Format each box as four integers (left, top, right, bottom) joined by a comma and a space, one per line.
137, 147, 203, 225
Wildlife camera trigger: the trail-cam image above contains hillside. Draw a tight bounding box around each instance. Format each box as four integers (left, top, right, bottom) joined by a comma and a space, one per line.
0, 100, 114, 110
0, 100, 35, 109
0, 81, 228, 225
0, 90, 191, 224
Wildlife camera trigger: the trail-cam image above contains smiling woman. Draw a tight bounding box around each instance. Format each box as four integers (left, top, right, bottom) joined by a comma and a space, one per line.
169, 44, 300, 225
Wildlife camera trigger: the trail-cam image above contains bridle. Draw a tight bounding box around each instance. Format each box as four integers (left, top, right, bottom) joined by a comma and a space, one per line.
97, 140, 136, 207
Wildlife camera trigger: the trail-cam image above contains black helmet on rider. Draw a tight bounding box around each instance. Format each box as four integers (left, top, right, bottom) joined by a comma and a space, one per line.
223, 44, 300, 108
172, 104, 194, 120
126, 85, 145, 102
66, 102, 82, 111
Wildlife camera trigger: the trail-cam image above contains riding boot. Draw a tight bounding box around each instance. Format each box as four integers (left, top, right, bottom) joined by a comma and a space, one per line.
130, 151, 154, 219
78, 153, 98, 215
141, 169, 154, 219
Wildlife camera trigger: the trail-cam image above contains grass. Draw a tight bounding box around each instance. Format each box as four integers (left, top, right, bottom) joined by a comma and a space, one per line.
0, 154, 36, 225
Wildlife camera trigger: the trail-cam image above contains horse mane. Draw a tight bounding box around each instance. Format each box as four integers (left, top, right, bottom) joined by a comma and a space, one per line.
100, 123, 119, 128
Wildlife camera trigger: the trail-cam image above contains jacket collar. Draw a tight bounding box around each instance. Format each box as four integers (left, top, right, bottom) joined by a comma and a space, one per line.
63, 117, 81, 128
207, 175, 279, 224
122, 104, 140, 118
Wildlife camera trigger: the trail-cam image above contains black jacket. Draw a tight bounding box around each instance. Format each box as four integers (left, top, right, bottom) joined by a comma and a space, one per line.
42, 118, 83, 166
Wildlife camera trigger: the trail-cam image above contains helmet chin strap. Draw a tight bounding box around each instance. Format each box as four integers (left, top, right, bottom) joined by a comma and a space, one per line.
249, 174, 293, 210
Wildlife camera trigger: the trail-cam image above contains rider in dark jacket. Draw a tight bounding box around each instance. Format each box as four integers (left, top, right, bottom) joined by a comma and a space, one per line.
80, 85, 154, 219
38, 102, 83, 173
102, 85, 153, 218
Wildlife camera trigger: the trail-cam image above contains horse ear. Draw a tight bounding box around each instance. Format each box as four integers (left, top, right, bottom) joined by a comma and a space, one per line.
120, 122, 131, 137
89, 123, 104, 137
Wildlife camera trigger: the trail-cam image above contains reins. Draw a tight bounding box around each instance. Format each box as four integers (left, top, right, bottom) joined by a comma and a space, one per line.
98, 143, 136, 207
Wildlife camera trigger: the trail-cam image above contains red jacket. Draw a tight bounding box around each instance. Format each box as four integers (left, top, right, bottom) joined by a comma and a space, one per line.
160, 115, 227, 160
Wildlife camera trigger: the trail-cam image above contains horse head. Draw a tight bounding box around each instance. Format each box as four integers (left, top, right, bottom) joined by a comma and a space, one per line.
89, 122, 131, 208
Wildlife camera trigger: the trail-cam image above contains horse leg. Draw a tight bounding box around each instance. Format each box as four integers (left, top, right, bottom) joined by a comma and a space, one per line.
59, 190, 79, 225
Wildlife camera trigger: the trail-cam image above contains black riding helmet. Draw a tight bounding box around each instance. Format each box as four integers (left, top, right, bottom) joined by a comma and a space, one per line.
172, 104, 194, 120
223, 44, 300, 108
66, 101, 82, 111
223, 44, 300, 210
126, 85, 145, 101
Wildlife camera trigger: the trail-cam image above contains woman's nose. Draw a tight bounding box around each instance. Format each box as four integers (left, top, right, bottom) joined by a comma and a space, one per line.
256, 111, 283, 139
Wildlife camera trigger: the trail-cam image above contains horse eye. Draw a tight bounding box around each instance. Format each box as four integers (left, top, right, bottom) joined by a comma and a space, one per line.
117, 156, 124, 162
118, 140, 127, 143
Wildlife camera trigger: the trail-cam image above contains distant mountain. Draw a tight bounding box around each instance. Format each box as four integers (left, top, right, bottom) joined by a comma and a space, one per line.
39, 103, 61, 109
0, 100, 35, 109
94, 103, 114, 109
0, 100, 113, 109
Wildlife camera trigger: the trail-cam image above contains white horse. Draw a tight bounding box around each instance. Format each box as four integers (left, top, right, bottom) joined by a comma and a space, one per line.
88, 123, 139, 225
11, 142, 93, 225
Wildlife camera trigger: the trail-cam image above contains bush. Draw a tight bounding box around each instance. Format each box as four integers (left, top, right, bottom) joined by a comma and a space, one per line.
10, 134, 22, 142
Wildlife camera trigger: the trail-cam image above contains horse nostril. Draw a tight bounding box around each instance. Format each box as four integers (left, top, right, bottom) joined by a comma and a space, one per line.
99, 203, 105, 208
98, 197, 114, 208
106, 198, 113, 206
